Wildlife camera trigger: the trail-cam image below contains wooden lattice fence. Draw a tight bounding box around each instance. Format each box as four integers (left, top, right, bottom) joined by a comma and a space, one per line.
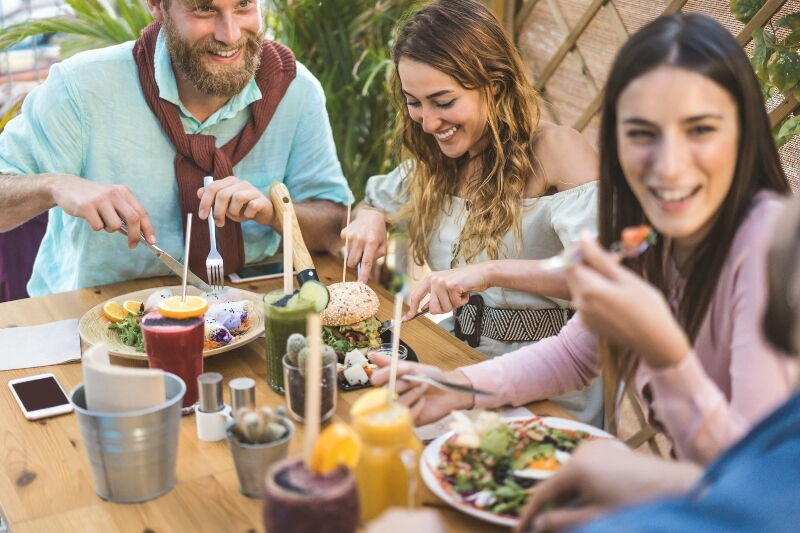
487, 0, 800, 190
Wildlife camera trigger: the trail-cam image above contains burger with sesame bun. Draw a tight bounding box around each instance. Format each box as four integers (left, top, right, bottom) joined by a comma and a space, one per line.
321, 282, 382, 358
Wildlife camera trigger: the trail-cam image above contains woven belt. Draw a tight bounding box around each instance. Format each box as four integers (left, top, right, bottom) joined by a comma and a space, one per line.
454, 294, 572, 348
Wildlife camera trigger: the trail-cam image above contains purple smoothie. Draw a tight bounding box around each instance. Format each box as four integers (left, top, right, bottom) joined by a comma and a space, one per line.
263, 457, 359, 533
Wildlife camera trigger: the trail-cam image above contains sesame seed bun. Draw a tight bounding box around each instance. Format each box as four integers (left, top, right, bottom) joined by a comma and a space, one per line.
320, 282, 380, 326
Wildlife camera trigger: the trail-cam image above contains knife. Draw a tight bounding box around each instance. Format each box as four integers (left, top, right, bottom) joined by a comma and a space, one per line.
401, 373, 497, 397
120, 223, 214, 293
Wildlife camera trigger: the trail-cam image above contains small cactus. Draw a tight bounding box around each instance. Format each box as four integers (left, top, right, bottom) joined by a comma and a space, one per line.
286, 333, 306, 362
232, 405, 288, 444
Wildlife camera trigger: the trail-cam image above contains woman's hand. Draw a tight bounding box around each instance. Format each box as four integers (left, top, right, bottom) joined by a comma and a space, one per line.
369, 353, 475, 425
566, 236, 691, 368
514, 440, 702, 532
405, 263, 494, 319
341, 207, 388, 283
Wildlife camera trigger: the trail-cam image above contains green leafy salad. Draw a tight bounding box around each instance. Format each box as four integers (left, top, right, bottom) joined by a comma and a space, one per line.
322, 316, 381, 358
108, 313, 144, 352
436, 412, 600, 517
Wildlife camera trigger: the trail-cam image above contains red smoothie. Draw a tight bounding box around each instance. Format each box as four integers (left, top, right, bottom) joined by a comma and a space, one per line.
141, 312, 204, 413
263, 458, 359, 533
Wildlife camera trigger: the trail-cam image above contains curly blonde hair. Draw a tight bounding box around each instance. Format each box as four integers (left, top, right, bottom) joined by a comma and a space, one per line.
390, 0, 542, 266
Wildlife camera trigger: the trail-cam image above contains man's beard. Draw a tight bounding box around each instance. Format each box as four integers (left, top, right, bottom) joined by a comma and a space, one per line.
163, 17, 263, 98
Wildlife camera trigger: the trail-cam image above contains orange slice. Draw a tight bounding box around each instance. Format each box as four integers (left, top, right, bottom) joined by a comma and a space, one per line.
157, 296, 208, 319
310, 422, 362, 475
102, 301, 125, 322
122, 300, 143, 316
350, 387, 392, 419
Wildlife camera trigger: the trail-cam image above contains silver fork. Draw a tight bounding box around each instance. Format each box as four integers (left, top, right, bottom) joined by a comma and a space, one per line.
540, 238, 654, 271
203, 175, 225, 292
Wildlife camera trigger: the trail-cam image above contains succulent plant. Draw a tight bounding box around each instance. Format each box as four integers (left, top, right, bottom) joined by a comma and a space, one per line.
232, 405, 289, 445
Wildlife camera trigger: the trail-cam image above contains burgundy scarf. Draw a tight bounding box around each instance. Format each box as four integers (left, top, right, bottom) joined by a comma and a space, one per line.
133, 22, 296, 280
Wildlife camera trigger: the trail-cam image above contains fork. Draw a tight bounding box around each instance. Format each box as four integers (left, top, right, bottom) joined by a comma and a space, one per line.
539, 239, 653, 271
379, 305, 430, 334
203, 175, 225, 292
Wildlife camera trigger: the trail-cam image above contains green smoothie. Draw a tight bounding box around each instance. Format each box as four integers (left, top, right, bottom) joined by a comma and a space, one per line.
264, 290, 316, 393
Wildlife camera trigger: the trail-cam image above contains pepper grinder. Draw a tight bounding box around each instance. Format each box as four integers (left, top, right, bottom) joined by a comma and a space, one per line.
229, 377, 256, 417
195, 372, 232, 442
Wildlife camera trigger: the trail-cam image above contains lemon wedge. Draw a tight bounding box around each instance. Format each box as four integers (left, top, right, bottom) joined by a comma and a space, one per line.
122, 300, 143, 315
310, 422, 361, 475
157, 295, 208, 319
102, 300, 125, 322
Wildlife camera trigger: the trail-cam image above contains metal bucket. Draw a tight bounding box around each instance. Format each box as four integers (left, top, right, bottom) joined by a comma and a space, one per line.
70, 373, 185, 503
226, 418, 294, 498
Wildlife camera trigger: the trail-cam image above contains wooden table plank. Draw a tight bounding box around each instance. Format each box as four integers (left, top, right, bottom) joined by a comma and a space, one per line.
0, 253, 571, 532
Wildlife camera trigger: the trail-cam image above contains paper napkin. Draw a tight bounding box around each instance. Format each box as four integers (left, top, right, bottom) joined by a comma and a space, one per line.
82, 343, 165, 412
0, 318, 81, 371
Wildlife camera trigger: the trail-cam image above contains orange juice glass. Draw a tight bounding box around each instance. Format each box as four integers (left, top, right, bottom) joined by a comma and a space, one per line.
350, 403, 422, 522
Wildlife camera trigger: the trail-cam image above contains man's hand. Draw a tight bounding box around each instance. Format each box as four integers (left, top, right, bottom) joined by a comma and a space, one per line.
514, 440, 702, 532
48, 175, 155, 249
197, 176, 274, 227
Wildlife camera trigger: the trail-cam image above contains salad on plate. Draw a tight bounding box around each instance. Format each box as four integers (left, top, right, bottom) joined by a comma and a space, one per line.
430, 411, 609, 519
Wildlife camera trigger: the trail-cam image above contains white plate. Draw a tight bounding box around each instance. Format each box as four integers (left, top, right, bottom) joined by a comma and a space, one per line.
78, 285, 264, 360
420, 416, 615, 528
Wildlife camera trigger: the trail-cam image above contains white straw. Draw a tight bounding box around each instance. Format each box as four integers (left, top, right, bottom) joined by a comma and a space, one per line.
342, 192, 353, 283
304, 313, 322, 468
387, 293, 403, 405
181, 213, 192, 304
283, 209, 293, 295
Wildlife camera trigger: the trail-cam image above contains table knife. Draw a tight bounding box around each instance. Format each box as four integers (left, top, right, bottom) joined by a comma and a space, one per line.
120, 224, 214, 293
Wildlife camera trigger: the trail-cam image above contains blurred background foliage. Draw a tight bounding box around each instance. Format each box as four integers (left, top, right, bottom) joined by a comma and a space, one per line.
266, 0, 418, 200
730, 0, 800, 148
0, 0, 418, 199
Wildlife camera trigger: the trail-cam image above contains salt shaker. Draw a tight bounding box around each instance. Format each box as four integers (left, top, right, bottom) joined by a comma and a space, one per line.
195, 372, 231, 442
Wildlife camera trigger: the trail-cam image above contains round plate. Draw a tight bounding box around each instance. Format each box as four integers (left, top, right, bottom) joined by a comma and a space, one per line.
78, 286, 264, 360
420, 416, 615, 528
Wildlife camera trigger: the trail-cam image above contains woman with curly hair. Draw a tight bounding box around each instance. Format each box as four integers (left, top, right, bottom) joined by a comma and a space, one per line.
342, 0, 602, 424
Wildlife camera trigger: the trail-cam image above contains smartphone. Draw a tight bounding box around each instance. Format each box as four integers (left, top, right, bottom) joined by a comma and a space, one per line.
228, 261, 286, 283
8, 373, 73, 420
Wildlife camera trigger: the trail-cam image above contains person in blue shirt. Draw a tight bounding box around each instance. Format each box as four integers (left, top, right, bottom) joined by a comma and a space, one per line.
0, 0, 349, 296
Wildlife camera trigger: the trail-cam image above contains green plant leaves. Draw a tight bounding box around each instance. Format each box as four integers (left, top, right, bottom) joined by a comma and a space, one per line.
730, 0, 767, 24
0, 0, 152, 55
267, 0, 417, 200
768, 49, 800, 93
775, 114, 800, 148
751, 27, 775, 79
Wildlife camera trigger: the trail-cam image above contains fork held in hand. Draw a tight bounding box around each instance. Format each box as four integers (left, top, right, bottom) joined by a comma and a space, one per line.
203, 176, 225, 292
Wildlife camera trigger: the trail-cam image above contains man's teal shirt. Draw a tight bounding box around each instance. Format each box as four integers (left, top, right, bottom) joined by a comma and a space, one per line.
0, 31, 350, 296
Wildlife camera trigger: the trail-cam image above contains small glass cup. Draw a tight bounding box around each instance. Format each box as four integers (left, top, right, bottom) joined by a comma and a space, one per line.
367, 343, 408, 361
282, 353, 337, 423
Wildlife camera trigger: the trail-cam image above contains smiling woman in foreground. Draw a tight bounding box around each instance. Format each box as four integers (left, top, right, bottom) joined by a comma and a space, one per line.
372, 13, 796, 466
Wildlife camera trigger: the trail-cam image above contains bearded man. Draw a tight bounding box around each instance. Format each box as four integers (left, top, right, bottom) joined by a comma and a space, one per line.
0, 0, 349, 296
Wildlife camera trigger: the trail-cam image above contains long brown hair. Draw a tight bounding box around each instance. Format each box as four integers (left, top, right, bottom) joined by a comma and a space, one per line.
390, 0, 542, 265
597, 14, 790, 431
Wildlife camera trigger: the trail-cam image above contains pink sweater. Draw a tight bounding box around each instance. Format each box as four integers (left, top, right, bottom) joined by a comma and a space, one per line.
462, 191, 797, 464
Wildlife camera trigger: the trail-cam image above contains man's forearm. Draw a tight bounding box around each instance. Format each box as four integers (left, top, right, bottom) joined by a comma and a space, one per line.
294, 200, 346, 254
0, 174, 55, 232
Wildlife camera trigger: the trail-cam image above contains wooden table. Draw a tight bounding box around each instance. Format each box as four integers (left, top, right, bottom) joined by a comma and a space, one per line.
0, 254, 571, 533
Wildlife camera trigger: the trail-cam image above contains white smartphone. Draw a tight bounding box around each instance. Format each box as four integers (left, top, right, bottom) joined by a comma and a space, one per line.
8, 373, 73, 420
228, 261, 286, 283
